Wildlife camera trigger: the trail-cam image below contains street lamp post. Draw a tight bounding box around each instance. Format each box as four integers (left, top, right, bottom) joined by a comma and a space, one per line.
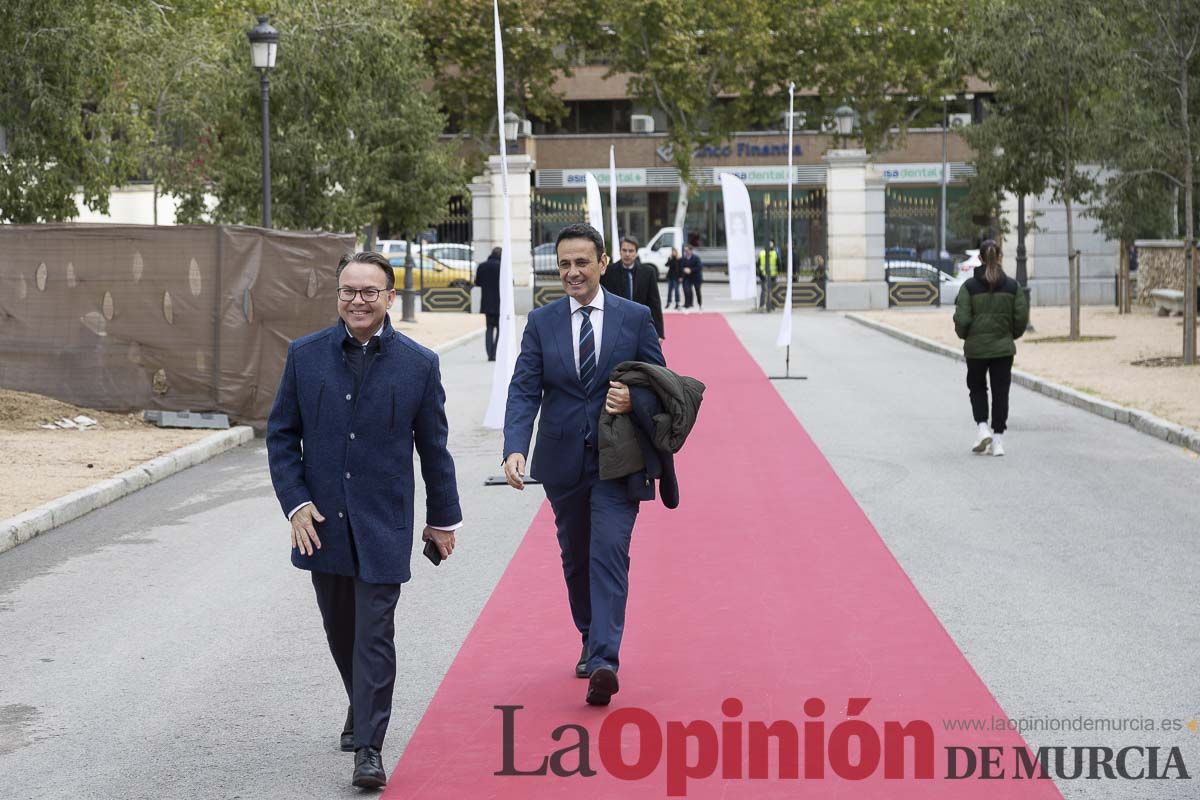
247, 15, 278, 229
834, 105, 855, 149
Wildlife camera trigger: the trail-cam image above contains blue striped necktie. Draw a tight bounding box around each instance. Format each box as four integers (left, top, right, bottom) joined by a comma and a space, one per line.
578, 306, 596, 391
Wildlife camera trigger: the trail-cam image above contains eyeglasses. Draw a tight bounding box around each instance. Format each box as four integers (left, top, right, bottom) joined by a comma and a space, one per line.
337, 287, 389, 302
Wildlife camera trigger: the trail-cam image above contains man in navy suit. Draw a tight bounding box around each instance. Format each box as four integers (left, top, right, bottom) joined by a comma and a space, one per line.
502, 223, 665, 706
266, 251, 462, 789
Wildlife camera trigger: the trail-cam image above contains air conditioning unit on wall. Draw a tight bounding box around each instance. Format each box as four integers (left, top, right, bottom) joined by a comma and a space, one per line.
781, 111, 806, 131
949, 113, 972, 128
631, 114, 655, 134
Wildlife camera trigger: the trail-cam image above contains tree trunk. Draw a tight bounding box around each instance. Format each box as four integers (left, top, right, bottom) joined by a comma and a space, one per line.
673, 180, 689, 232
1066, 189, 1080, 339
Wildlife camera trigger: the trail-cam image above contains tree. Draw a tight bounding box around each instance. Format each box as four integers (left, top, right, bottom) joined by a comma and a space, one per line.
960, 0, 1120, 339
158, 0, 464, 235
0, 0, 141, 222
1092, 0, 1200, 363
801, 0, 965, 153
411, 0, 603, 166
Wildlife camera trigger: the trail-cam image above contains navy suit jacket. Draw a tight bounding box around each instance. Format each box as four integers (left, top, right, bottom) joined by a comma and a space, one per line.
266, 317, 461, 584
503, 290, 665, 493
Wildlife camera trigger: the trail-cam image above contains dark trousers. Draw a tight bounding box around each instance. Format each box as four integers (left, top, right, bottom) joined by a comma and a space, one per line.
759, 276, 777, 310
310, 571, 403, 750
484, 313, 499, 361
666, 278, 680, 307
546, 452, 639, 673
683, 276, 702, 308
966, 356, 1014, 434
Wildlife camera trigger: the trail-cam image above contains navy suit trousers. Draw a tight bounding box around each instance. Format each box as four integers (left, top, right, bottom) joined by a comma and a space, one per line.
310, 571, 403, 750
546, 449, 639, 673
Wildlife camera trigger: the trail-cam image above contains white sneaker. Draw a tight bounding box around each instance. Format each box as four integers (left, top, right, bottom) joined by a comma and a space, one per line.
972, 422, 992, 454
990, 433, 1005, 457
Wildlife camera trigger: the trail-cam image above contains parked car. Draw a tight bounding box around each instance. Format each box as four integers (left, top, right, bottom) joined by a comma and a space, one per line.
532, 242, 558, 276
376, 239, 410, 256
388, 252, 472, 289
420, 242, 476, 272
638, 226, 726, 277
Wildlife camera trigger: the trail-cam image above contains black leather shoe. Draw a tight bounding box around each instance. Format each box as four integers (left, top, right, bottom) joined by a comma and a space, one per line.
575, 645, 589, 679
340, 706, 354, 752
352, 747, 387, 789
586, 667, 619, 706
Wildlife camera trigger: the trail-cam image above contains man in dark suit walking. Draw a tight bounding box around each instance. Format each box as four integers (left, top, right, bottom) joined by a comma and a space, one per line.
475, 247, 501, 361
680, 244, 703, 311
503, 223, 665, 706
266, 251, 462, 790
601, 235, 665, 341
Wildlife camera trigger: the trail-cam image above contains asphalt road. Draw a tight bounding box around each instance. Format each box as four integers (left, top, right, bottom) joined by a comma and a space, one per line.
2, 290, 1197, 799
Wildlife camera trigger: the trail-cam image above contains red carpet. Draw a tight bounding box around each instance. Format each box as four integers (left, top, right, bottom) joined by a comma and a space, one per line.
387, 314, 1062, 798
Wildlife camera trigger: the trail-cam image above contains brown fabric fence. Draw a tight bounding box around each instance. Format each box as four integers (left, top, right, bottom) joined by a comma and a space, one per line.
0, 224, 353, 426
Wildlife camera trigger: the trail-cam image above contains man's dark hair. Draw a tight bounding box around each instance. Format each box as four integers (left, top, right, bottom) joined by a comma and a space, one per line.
336, 251, 395, 290
555, 223, 605, 262
620, 235, 639, 249
490, 246, 502, 259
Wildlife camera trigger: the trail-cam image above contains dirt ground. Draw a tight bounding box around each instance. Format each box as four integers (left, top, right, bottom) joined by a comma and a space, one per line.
0, 313, 485, 521
0, 391, 213, 518
857, 305, 1200, 431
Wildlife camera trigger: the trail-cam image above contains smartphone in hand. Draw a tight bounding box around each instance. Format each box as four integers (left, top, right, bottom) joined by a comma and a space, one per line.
423, 538, 443, 566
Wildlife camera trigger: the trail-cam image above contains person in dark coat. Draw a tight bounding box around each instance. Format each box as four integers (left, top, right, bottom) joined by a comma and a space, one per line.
266, 251, 462, 790
680, 245, 703, 311
953, 239, 1030, 457
664, 247, 682, 310
600, 235, 665, 340
502, 223, 664, 707
475, 247, 501, 361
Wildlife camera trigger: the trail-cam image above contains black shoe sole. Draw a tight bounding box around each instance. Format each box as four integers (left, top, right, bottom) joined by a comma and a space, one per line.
352, 771, 387, 789
586, 668, 619, 705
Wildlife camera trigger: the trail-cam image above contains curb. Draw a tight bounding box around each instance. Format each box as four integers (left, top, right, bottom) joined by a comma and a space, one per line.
844, 313, 1200, 457
432, 326, 486, 355
0, 324, 485, 556
0, 425, 254, 555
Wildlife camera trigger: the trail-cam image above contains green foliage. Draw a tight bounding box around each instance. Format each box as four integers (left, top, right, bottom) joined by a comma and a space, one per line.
160, 0, 464, 233
803, 0, 965, 152
0, 0, 140, 222
412, 0, 604, 166
1, 0, 463, 232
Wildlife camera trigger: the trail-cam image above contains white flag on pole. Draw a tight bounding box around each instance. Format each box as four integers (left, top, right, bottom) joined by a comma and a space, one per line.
483, 0, 517, 428
776, 82, 797, 349
720, 172, 757, 300
609, 146, 619, 257
585, 172, 605, 248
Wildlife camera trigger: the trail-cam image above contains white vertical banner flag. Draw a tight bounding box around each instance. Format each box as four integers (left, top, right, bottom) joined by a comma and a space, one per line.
483, 0, 517, 428
608, 146, 619, 256
776, 82, 797, 348
720, 172, 757, 300
585, 172, 605, 248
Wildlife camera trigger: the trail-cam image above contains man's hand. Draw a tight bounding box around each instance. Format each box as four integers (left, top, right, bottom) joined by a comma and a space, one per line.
504, 453, 526, 490
422, 526, 456, 559
291, 503, 324, 556
606, 380, 632, 415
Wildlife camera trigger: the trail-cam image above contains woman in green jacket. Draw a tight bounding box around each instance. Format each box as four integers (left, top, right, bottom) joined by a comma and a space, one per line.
953, 239, 1030, 456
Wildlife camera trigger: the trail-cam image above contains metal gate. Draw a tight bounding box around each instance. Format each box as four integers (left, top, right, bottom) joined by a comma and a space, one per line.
885, 264, 941, 307
530, 191, 589, 307
415, 196, 474, 312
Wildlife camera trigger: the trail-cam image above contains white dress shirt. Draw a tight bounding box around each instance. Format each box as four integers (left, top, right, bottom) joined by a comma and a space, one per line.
568, 287, 606, 380
287, 319, 462, 532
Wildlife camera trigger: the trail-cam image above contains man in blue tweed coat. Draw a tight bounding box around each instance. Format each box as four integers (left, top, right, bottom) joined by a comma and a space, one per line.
266, 250, 461, 789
